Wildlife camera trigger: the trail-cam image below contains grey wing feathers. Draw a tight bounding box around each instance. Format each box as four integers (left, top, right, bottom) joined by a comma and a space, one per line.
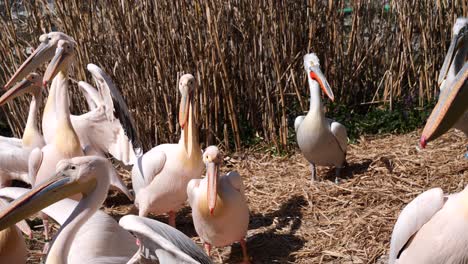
328, 118, 348, 154
78, 81, 101, 110
294, 115, 305, 133
119, 215, 212, 264
388, 188, 445, 264
86, 63, 143, 157
225, 171, 244, 194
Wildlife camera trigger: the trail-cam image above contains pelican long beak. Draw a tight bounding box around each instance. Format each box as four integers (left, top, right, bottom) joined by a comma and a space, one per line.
309, 66, 335, 101
0, 79, 35, 106
179, 87, 191, 129
206, 161, 219, 216
0, 172, 96, 231
4, 42, 54, 89
438, 33, 464, 86
43, 47, 72, 85
421, 63, 468, 148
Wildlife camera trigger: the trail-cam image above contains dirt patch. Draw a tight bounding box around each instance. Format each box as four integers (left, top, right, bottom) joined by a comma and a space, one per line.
24, 130, 467, 263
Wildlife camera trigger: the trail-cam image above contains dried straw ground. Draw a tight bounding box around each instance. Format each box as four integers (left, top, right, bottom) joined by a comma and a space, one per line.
24, 130, 467, 264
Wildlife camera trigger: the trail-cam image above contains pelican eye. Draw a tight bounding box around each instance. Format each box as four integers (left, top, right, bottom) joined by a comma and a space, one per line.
70, 165, 76, 170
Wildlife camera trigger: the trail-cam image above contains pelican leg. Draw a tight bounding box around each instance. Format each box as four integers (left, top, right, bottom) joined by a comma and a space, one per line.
309, 163, 316, 182
204, 242, 212, 256
240, 238, 251, 264
168, 210, 176, 227
335, 167, 343, 184
42, 216, 51, 255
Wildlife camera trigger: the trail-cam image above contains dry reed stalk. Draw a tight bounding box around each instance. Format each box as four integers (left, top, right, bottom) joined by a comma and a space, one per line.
0, 0, 466, 151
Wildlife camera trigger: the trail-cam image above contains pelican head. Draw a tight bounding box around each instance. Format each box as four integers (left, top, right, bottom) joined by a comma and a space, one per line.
4, 32, 75, 89
178, 74, 196, 130
438, 17, 467, 87
43, 40, 76, 85
420, 18, 468, 148
303, 53, 334, 101
0, 73, 42, 105
203, 146, 222, 216
0, 156, 108, 231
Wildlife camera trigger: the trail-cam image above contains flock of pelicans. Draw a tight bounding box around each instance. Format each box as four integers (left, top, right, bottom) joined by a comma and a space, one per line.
0, 17, 464, 264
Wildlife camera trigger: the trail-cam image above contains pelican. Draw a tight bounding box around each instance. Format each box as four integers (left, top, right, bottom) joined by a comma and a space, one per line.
187, 146, 250, 263
295, 53, 347, 183
0, 73, 45, 187
0, 156, 212, 264
4, 31, 141, 165
389, 186, 468, 263
132, 74, 203, 227
420, 18, 467, 148
0, 198, 31, 264
24, 40, 133, 246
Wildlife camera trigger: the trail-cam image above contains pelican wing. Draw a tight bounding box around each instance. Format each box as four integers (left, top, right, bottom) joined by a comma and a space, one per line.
389, 188, 445, 264
327, 118, 348, 154
87, 64, 142, 157
0, 146, 29, 183
294, 115, 305, 133
78, 81, 101, 111
0, 136, 22, 149
224, 171, 245, 195
27, 148, 43, 185
119, 215, 212, 264
132, 149, 166, 195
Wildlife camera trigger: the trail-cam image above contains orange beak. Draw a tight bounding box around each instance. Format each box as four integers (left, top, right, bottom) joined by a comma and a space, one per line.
309, 66, 335, 101
4, 42, 54, 89
206, 161, 218, 216
0, 78, 36, 106
420, 62, 468, 148
179, 88, 191, 129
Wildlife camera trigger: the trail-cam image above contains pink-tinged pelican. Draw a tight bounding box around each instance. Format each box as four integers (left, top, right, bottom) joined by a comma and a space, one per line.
4, 32, 141, 166
0, 73, 45, 187
27, 39, 85, 244
132, 74, 203, 227
0, 156, 212, 264
295, 53, 347, 183
420, 18, 467, 148
389, 186, 468, 263
26, 40, 135, 246
187, 146, 250, 263
0, 198, 31, 264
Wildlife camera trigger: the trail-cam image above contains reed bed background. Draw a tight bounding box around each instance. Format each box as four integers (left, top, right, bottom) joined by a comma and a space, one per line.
0, 0, 466, 152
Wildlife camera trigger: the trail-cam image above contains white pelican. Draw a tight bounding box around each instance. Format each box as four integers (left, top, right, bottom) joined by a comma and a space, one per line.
132, 73, 203, 227
295, 53, 347, 183
0, 73, 45, 187
0, 156, 212, 264
187, 146, 250, 263
0, 198, 31, 264
4, 31, 141, 165
389, 186, 468, 263
420, 18, 467, 148
24, 40, 133, 246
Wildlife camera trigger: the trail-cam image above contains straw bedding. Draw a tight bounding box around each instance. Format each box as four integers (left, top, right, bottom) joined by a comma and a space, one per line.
24, 129, 467, 263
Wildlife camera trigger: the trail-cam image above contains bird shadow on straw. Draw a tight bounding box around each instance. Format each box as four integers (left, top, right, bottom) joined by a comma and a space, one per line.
226, 195, 307, 263
324, 159, 372, 182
